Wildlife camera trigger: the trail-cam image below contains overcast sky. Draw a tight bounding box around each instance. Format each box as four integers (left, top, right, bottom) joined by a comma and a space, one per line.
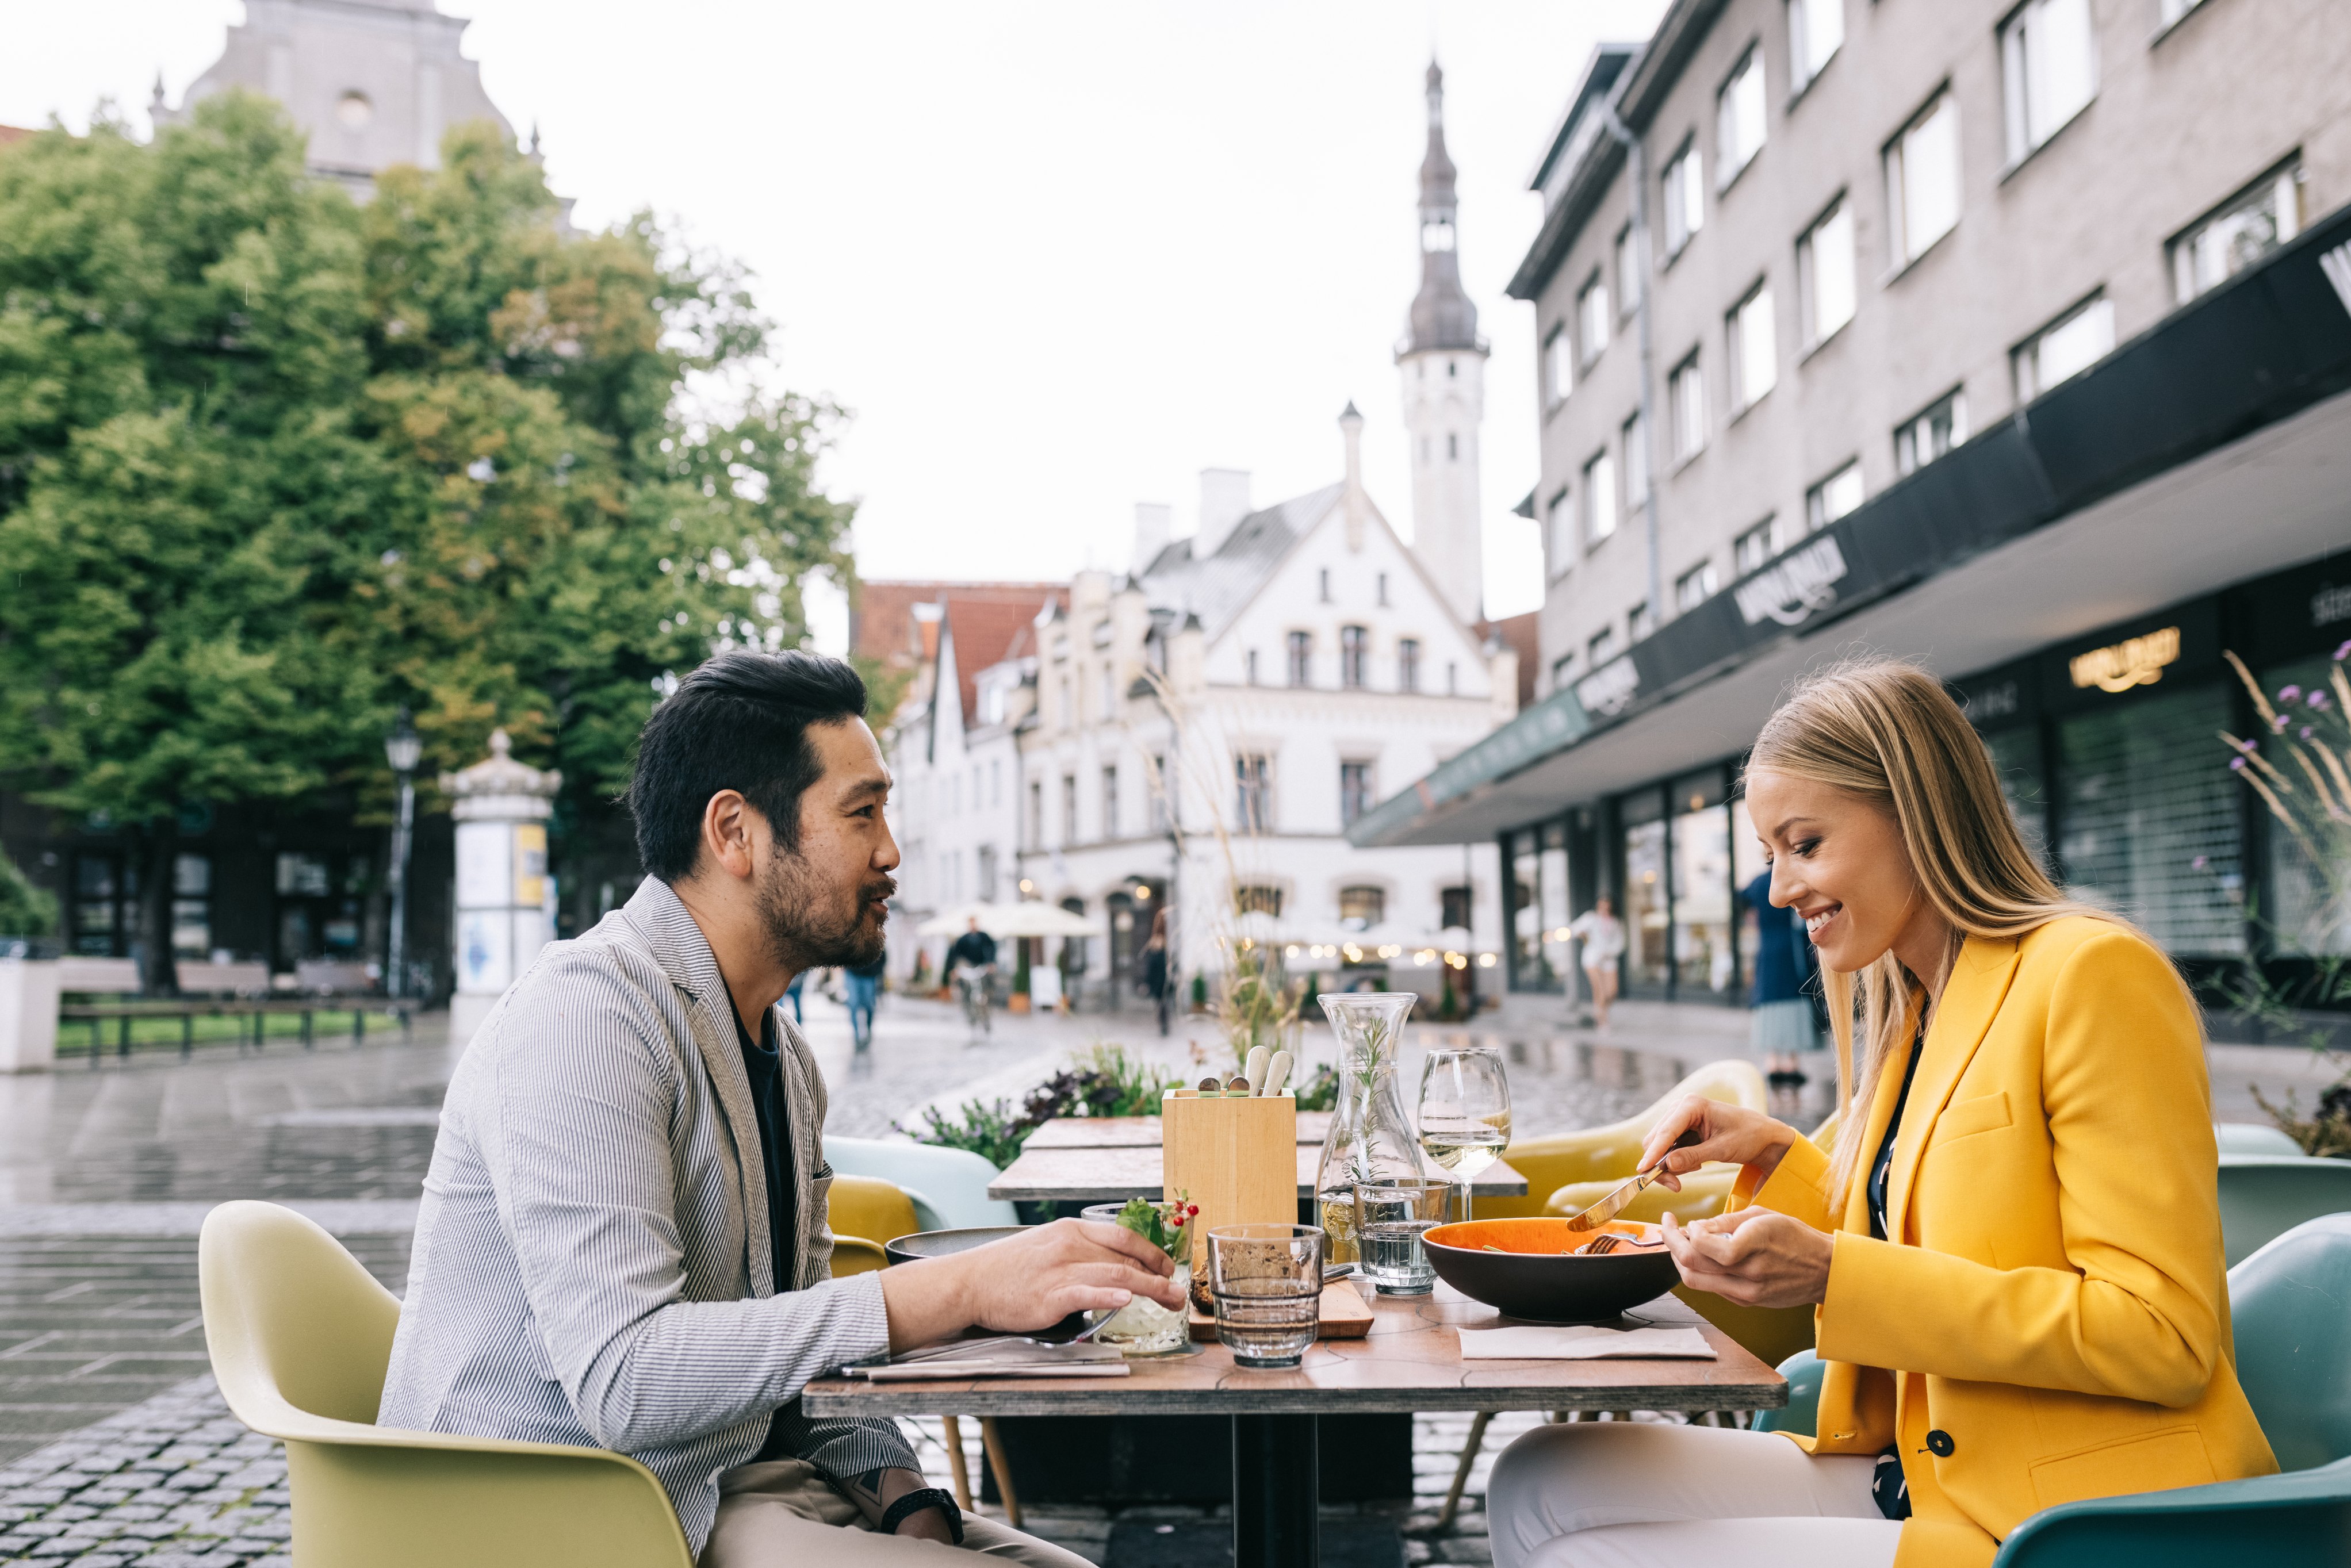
1, 0, 1668, 631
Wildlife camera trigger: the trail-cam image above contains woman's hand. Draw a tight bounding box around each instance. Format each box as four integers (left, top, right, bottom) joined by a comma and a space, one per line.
1660, 1207, 1833, 1309
1636, 1095, 1800, 1191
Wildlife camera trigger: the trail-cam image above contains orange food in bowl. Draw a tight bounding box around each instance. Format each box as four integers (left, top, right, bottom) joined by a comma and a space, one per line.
1425, 1217, 1661, 1255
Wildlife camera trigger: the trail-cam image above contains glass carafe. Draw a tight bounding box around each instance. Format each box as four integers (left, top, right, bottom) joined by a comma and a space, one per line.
1314, 992, 1429, 1265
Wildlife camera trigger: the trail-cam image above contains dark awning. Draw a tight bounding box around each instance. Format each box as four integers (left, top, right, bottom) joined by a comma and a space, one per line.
1355, 201, 2351, 848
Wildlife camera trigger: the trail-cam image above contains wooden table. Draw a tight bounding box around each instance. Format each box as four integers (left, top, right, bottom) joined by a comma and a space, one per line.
987, 1141, 1527, 1204
1021, 1111, 1335, 1149
806, 1282, 1784, 1566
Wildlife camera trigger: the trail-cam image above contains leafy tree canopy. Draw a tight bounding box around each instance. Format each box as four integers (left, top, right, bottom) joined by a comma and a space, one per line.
0, 95, 856, 978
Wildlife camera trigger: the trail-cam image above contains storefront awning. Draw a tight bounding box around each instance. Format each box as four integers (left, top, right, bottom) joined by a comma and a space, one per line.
1353, 204, 2351, 848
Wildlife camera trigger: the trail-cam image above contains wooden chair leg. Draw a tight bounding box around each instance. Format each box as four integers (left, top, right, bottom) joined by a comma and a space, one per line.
939, 1415, 973, 1512
978, 1416, 1021, 1527
1435, 1410, 1493, 1529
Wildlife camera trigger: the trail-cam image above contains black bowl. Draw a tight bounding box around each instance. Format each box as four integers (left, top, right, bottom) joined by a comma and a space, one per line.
1422, 1218, 1680, 1323
882, 1225, 1027, 1268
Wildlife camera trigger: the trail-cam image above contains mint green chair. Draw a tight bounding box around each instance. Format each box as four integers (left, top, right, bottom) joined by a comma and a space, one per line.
1752, 1350, 1824, 1437
2215, 1123, 2303, 1156
824, 1136, 1019, 1230
1989, 1214, 2351, 1565
2216, 1155, 2351, 1266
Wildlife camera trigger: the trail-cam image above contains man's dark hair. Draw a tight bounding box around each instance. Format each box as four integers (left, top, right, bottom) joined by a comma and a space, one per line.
627, 650, 868, 882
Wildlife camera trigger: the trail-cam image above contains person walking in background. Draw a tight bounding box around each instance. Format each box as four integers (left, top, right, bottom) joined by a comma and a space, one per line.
1743, 865, 1820, 1087
1141, 907, 1171, 1037
1567, 896, 1625, 1030
844, 950, 885, 1049
783, 968, 806, 1024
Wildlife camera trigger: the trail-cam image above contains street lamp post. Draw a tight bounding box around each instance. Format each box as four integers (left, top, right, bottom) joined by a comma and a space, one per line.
383, 710, 422, 1001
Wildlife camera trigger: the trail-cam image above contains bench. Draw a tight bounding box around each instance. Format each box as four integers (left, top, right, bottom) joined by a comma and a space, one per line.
56, 998, 413, 1064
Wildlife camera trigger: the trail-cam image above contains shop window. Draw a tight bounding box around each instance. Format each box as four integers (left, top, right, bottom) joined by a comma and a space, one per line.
1236, 884, 1284, 918
1441, 885, 1473, 931
1623, 810, 1672, 991
1540, 822, 1571, 984
1672, 776, 1736, 995
2056, 685, 2244, 955
1060, 896, 1089, 974
1731, 795, 1771, 997
1235, 754, 1272, 832
1338, 885, 1387, 931
2169, 158, 2305, 305
1508, 830, 1546, 988
1983, 725, 2050, 871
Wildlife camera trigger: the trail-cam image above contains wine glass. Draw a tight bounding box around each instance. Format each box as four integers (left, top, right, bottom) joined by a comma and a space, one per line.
1416, 1046, 1512, 1224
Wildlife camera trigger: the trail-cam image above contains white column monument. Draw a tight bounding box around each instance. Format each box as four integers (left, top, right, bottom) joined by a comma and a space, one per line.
441, 730, 561, 1050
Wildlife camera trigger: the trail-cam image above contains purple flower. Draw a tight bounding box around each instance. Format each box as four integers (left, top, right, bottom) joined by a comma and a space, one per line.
2230, 757, 2247, 772
2303, 726, 2316, 740
2337, 639, 2351, 661
2310, 690, 2331, 710
2272, 713, 2291, 732
2192, 855, 2209, 871
2280, 685, 2303, 702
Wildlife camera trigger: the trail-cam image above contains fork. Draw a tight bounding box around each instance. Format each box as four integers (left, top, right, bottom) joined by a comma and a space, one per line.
1572, 1235, 1627, 1256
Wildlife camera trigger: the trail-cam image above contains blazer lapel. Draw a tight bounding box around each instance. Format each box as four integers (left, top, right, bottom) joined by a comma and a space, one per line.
1884, 934, 2023, 1240
775, 1010, 827, 1291
623, 878, 774, 1297
1840, 1000, 1923, 1235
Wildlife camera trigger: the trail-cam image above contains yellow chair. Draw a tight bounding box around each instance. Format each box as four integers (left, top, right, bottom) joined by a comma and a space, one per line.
198, 1200, 695, 1568
825, 1173, 1023, 1526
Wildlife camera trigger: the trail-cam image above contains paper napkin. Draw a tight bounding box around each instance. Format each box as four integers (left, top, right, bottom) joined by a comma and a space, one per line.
1456, 1325, 1715, 1360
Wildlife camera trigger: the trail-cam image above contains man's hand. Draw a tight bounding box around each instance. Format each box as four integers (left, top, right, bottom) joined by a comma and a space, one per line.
1659, 1206, 1833, 1308
1635, 1095, 1801, 1191
841, 1468, 952, 1542
877, 1218, 1183, 1352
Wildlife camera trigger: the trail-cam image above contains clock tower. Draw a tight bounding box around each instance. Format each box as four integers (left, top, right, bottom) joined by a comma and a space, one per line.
1397, 62, 1488, 628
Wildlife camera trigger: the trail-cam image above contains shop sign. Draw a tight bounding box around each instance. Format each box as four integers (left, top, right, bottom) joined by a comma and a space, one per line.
2069, 625, 2181, 693
1733, 536, 1848, 628
1575, 655, 1641, 717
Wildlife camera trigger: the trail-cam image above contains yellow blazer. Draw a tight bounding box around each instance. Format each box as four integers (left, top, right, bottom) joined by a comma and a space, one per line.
1733, 917, 2276, 1568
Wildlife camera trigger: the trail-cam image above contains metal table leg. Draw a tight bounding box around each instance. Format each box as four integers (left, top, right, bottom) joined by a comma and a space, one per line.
1232, 1413, 1318, 1568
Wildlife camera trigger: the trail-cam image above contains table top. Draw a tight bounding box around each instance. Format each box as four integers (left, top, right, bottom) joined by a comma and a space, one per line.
987, 1144, 1527, 1203
803, 1282, 1786, 1419
1024, 1112, 1335, 1149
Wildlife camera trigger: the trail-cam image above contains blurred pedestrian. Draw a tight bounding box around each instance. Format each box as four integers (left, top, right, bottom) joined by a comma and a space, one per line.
1142, 907, 1171, 1036
783, 969, 805, 1024
845, 950, 885, 1049
1743, 867, 1820, 1084
1567, 897, 1625, 1030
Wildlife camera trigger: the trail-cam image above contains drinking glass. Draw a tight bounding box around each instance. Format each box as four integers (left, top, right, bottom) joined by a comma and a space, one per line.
1207, 1223, 1323, 1368
1351, 1178, 1449, 1295
1417, 1047, 1513, 1223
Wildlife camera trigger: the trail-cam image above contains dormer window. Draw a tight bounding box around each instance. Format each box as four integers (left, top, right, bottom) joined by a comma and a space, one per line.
1422, 219, 1456, 252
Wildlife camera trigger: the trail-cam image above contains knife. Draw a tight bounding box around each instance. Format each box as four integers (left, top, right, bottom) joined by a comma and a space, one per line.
1561, 1130, 1702, 1233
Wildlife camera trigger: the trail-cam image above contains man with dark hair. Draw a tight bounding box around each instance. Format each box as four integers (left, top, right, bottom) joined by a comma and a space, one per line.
381, 650, 1178, 1565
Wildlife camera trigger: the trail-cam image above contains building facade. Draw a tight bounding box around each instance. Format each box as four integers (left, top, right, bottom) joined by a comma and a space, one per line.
1357, 0, 2351, 1024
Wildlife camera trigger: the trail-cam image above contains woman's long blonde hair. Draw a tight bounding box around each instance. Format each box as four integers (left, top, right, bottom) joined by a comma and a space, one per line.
1746, 660, 2118, 1202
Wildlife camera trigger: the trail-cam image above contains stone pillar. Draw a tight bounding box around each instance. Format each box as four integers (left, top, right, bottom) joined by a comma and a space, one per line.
440, 731, 561, 1051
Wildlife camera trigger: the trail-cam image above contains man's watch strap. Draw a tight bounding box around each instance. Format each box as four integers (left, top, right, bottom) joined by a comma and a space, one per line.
879, 1486, 963, 1543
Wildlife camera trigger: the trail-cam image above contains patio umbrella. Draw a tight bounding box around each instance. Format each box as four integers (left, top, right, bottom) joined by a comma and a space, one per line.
914, 901, 1100, 938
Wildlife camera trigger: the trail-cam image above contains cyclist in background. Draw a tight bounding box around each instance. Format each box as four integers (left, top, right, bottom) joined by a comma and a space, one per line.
946, 917, 998, 1036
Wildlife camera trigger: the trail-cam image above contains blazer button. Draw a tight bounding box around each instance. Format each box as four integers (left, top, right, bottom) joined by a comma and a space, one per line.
1925, 1429, 1955, 1458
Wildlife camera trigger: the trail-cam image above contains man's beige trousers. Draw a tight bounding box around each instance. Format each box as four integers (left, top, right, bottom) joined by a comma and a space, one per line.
700, 1460, 1095, 1566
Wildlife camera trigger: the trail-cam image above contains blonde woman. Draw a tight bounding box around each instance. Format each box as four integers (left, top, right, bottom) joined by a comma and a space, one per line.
1485, 662, 2275, 1568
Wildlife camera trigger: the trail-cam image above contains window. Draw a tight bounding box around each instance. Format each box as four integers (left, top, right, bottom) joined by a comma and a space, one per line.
1582, 450, 1618, 547
1150, 754, 1170, 832
1397, 638, 1421, 693
991, 760, 1001, 807
1798, 198, 1856, 345
1447, 432, 1458, 461
1340, 761, 1376, 826
1734, 518, 1778, 574
1662, 140, 1705, 258
1577, 271, 1610, 365
1062, 775, 1078, 842
1546, 488, 1575, 571
1669, 352, 1706, 462
1728, 283, 1776, 411
1246, 648, 1259, 685
2170, 159, 2306, 304
1675, 560, 1720, 612
1338, 885, 1387, 931
1102, 765, 1119, 839
1587, 627, 1619, 667
1894, 387, 1969, 476
1615, 224, 1642, 315
1628, 602, 1656, 642
2013, 291, 2115, 401
2159, 0, 2207, 22
1100, 665, 1113, 718
171, 853, 211, 959
1377, 572, 1389, 607
1441, 885, 1473, 930
1318, 567, 1331, 603
1340, 624, 1369, 689
1287, 630, 1312, 687
1236, 884, 1283, 918
1806, 461, 1863, 531
1717, 49, 1767, 186
1235, 754, 1272, 832
1789, 0, 1843, 90
1550, 653, 1575, 690
2001, 0, 2096, 166
1028, 780, 1043, 846
1622, 412, 1649, 511
1058, 676, 1072, 731
1446, 661, 1458, 695
1886, 91, 1961, 266
1544, 326, 1573, 408
978, 845, 998, 901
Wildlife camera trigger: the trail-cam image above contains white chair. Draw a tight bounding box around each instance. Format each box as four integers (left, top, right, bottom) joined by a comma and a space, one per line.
824, 1137, 1021, 1231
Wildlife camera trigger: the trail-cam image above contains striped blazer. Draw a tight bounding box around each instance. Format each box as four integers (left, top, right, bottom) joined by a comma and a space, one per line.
378, 877, 914, 1553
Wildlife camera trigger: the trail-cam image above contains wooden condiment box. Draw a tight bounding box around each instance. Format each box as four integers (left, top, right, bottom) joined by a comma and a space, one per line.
1160, 1088, 1297, 1262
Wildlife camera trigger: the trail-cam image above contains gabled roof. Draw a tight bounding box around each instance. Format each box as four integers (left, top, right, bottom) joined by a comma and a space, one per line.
854, 579, 1065, 673
0, 125, 35, 149
1135, 483, 1344, 639
941, 594, 1061, 728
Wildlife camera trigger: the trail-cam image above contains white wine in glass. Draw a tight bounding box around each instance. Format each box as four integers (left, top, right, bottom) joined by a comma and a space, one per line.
1416, 1048, 1512, 1223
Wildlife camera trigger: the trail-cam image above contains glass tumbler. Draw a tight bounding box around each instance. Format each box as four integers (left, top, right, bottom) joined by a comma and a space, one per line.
1207, 1224, 1323, 1368
1351, 1178, 1449, 1295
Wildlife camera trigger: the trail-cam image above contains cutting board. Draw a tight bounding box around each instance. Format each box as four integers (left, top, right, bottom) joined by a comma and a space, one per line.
1188, 1280, 1374, 1343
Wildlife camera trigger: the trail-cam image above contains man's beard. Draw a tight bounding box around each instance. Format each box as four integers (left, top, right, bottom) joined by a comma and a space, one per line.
755, 846, 893, 971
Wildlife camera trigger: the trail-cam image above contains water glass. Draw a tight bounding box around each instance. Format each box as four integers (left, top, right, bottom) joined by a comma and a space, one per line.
1351, 1178, 1449, 1295
1207, 1224, 1323, 1368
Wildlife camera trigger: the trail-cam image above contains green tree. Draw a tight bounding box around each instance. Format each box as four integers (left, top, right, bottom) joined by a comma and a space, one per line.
0, 95, 855, 989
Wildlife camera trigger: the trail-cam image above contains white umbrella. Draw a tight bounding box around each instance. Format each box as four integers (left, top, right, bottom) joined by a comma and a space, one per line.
914, 901, 1098, 939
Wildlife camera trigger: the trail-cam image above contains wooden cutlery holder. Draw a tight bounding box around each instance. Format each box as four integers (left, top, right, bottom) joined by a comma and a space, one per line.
1160, 1088, 1297, 1266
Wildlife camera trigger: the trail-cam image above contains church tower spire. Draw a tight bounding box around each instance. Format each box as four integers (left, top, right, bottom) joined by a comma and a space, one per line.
1397, 60, 1488, 628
